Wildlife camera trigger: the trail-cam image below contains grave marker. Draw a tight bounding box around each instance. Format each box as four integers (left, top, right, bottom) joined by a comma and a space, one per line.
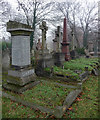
3, 21, 36, 93
61, 18, 71, 61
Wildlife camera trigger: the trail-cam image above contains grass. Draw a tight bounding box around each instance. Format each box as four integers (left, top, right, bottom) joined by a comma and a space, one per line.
2, 81, 76, 109
63, 75, 98, 118
44, 57, 99, 81
2, 75, 99, 118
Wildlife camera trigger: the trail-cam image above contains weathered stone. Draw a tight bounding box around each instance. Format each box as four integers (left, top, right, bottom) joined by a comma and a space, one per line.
39, 21, 48, 52
61, 18, 71, 61
4, 21, 36, 93
53, 26, 62, 53
35, 21, 54, 76
63, 89, 81, 106
11, 36, 30, 67
53, 52, 65, 67
3, 91, 54, 114
2, 50, 10, 70
70, 50, 79, 59
3, 81, 40, 93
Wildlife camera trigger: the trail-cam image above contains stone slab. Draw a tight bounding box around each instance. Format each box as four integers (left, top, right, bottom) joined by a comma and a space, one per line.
3, 91, 54, 115
7, 74, 36, 86
53, 89, 81, 118
8, 69, 34, 78
3, 81, 40, 94
12, 35, 30, 67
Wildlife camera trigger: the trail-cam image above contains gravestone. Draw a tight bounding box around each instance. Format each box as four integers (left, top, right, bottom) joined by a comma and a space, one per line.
3, 21, 36, 93
70, 50, 79, 59
53, 26, 65, 67
35, 21, 54, 76
2, 50, 10, 71
88, 41, 95, 56
61, 18, 71, 61
36, 39, 42, 50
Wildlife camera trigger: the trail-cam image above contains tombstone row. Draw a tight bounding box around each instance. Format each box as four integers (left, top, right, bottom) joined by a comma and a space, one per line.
3, 18, 71, 93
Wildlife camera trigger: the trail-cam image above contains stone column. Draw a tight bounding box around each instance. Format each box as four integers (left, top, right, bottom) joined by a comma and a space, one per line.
61, 18, 71, 61
3, 21, 37, 93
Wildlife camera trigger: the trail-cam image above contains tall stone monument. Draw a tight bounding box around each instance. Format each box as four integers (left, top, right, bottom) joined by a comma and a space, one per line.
3, 21, 37, 93
61, 18, 70, 61
35, 21, 54, 76
53, 26, 65, 66
53, 26, 62, 53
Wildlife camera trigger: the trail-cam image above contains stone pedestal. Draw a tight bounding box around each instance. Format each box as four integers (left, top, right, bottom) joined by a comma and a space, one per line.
35, 21, 54, 76
35, 50, 54, 76
53, 52, 65, 67
3, 21, 37, 93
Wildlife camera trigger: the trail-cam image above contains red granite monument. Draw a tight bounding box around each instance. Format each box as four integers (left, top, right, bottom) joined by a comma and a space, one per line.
61, 18, 70, 61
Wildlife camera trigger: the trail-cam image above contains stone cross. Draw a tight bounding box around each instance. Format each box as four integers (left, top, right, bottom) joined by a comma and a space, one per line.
53, 26, 61, 52
39, 21, 48, 53
56, 26, 61, 52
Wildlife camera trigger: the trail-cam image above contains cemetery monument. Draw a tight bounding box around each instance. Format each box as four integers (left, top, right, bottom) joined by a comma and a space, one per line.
3, 21, 37, 93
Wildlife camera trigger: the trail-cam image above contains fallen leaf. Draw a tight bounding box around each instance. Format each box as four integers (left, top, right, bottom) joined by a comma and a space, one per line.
68, 107, 73, 111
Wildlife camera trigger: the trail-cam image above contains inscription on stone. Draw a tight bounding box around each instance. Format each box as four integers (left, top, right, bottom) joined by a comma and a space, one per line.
12, 36, 30, 66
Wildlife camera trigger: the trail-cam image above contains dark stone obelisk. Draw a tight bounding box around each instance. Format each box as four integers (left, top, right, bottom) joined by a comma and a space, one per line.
61, 18, 70, 61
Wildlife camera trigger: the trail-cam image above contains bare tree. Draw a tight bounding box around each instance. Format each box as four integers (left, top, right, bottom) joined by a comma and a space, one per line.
16, 0, 55, 51
54, 0, 97, 48
55, 0, 81, 48
77, 0, 97, 48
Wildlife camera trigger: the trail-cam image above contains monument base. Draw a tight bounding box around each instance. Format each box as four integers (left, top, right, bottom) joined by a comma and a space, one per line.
35, 49, 54, 76
53, 52, 65, 67
3, 67, 37, 93
7, 68, 36, 86
3, 81, 40, 94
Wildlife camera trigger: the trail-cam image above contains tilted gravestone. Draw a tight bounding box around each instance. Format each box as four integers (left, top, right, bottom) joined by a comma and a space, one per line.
35, 21, 54, 76
53, 26, 65, 67
3, 21, 37, 93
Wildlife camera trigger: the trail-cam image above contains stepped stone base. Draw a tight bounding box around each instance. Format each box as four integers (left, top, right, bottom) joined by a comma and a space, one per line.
3, 81, 40, 94
7, 68, 35, 86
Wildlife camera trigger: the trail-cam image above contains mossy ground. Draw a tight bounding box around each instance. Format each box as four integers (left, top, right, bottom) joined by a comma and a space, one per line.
2, 75, 99, 118
2, 80, 75, 109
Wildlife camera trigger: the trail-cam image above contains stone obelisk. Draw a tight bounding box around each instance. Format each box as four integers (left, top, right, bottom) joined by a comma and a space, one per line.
61, 18, 70, 61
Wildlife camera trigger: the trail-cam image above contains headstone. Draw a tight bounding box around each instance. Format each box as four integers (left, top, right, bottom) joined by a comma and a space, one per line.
88, 41, 93, 52
35, 21, 54, 76
36, 39, 42, 50
3, 21, 36, 93
2, 50, 10, 71
53, 26, 65, 67
70, 50, 78, 59
61, 18, 71, 61
53, 26, 62, 52
84, 48, 90, 58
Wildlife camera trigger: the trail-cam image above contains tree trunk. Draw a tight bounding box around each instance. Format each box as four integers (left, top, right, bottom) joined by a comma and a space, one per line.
30, 2, 37, 51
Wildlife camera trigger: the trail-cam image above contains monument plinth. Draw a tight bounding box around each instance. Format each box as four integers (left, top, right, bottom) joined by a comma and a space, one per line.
35, 21, 54, 76
61, 18, 70, 61
3, 21, 37, 93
